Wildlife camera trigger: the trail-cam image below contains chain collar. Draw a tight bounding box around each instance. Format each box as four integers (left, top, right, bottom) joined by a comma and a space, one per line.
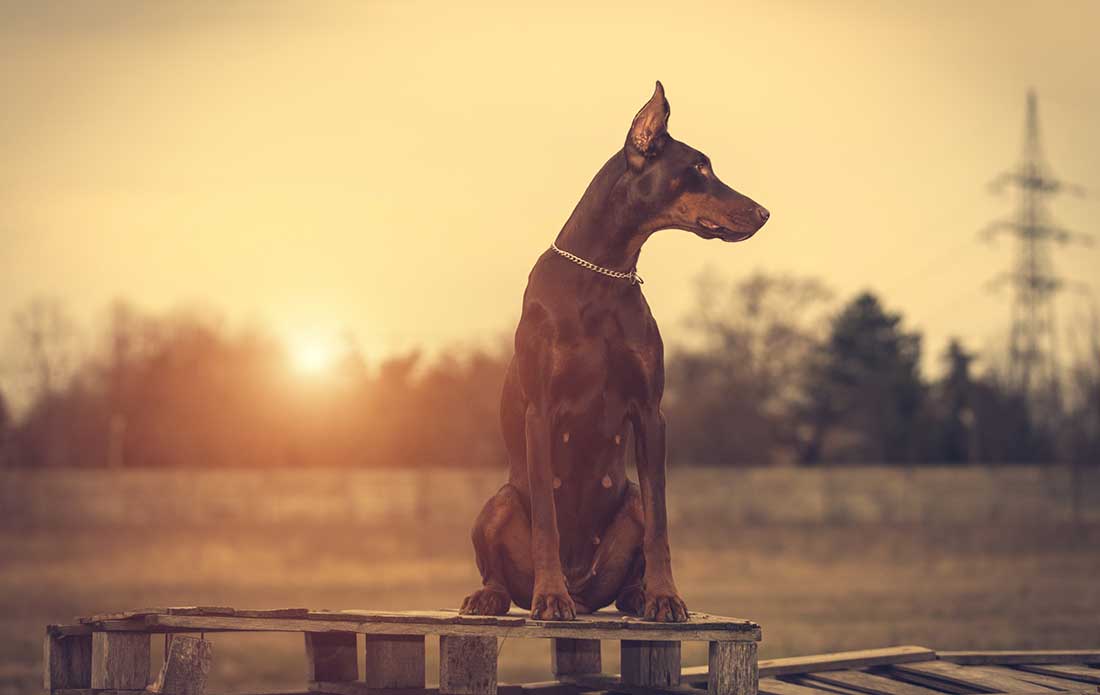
550, 242, 644, 285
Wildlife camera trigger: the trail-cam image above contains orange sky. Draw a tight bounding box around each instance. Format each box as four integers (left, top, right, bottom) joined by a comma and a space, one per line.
2, 1, 1098, 396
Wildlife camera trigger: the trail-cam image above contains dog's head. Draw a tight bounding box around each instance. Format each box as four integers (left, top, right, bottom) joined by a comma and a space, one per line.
621, 82, 769, 242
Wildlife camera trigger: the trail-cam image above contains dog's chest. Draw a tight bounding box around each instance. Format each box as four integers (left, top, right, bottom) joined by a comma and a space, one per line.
548, 306, 660, 434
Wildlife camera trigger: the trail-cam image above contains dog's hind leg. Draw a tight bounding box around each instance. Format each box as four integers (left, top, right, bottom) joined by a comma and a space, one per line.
460, 484, 534, 615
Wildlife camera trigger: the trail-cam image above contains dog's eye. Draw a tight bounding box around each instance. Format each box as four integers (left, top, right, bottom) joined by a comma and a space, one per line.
694, 161, 709, 175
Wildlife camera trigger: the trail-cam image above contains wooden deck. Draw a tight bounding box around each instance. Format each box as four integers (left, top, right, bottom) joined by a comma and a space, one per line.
684, 646, 1100, 695
42, 607, 1100, 695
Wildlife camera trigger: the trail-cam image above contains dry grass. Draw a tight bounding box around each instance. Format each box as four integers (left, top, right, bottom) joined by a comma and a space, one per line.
1, 467, 1098, 694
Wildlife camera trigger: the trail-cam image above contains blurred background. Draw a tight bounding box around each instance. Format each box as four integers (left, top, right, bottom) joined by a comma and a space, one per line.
1, 1, 1099, 693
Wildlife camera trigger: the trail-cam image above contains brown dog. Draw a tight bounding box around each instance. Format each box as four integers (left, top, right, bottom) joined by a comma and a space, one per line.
460, 82, 769, 621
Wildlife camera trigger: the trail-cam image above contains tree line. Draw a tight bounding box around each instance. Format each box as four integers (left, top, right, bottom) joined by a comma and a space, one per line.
1, 272, 1097, 468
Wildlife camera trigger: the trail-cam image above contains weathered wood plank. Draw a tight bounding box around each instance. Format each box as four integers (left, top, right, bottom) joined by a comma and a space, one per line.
331, 609, 527, 626
233, 607, 311, 619
364, 634, 426, 689
77, 608, 167, 624
138, 613, 759, 641
310, 686, 560, 695
622, 640, 682, 687
53, 621, 148, 637
443, 606, 751, 625
518, 680, 584, 695
91, 632, 150, 690
309, 684, 434, 695
55, 690, 145, 695
306, 632, 359, 683
551, 639, 602, 677
44, 631, 92, 690
78, 606, 313, 624
563, 673, 711, 695
213, 691, 312, 695
885, 667, 973, 695
709, 640, 756, 695
80, 607, 757, 637
524, 610, 757, 633
1015, 665, 1100, 685
439, 635, 498, 695
802, 669, 954, 695
91, 633, 150, 690
759, 678, 861, 695
48, 623, 94, 638
148, 635, 212, 694
972, 665, 1092, 691
570, 674, 868, 695
938, 651, 1100, 666
892, 660, 1061, 693
685, 646, 935, 682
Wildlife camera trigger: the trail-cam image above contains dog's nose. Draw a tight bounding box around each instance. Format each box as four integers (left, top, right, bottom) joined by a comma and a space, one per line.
756, 206, 770, 223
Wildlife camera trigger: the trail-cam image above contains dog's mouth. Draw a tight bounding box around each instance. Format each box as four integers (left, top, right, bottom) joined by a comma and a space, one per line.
697, 218, 755, 242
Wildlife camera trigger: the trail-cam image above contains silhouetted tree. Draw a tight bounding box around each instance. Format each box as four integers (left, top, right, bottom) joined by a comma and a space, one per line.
11, 298, 76, 400
0, 389, 10, 466
1063, 308, 1100, 468
799, 292, 924, 463
5, 286, 1090, 469
928, 339, 978, 463
968, 369, 1052, 463
8, 298, 78, 466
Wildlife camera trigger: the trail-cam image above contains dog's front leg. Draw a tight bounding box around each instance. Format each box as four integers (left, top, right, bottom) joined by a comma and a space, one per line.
525, 405, 576, 620
634, 408, 688, 622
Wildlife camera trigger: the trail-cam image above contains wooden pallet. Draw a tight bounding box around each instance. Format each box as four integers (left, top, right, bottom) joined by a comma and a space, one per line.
44, 608, 1100, 695
44, 606, 761, 695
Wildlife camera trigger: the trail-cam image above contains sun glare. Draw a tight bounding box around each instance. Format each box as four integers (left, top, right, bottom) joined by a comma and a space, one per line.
289, 336, 336, 376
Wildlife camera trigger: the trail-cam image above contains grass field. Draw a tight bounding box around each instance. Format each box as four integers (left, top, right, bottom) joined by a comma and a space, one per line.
1, 466, 1098, 694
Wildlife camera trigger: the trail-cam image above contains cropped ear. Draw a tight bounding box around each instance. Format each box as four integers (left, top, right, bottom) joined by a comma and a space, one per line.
625, 81, 670, 169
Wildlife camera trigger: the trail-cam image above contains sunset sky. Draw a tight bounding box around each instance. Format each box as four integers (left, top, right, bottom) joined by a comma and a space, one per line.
2, 0, 1098, 403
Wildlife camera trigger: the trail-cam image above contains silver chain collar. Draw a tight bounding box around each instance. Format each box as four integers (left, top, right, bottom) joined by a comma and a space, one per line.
550, 242, 644, 285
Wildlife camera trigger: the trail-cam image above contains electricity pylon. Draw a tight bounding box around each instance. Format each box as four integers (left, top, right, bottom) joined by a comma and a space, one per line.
982, 89, 1091, 408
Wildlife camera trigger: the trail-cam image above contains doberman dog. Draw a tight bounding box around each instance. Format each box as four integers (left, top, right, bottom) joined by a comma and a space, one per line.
460, 82, 769, 622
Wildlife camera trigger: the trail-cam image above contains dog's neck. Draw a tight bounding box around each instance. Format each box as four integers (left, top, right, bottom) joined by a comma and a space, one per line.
553, 151, 653, 273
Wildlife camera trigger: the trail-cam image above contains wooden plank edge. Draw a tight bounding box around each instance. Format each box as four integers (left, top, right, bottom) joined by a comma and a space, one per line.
1014, 665, 1100, 685
49, 623, 94, 638
887, 662, 1044, 694
78, 607, 756, 631
52, 690, 146, 695
60, 690, 309, 695
130, 614, 759, 641
796, 668, 941, 695
938, 650, 1100, 665
309, 683, 584, 695
437, 607, 757, 629
759, 678, 870, 695
682, 646, 937, 682
563, 673, 704, 695
78, 606, 314, 623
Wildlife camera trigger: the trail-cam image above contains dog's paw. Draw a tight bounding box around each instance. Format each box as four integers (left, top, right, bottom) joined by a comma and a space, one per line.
530, 589, 577, 621
460, 587, 511, 616
644, 589, 688, 622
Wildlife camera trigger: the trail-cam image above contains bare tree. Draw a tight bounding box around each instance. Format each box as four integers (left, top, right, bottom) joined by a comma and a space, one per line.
666, 269, 833, 465
6, 298, 78, 466
10, 297, 77, 402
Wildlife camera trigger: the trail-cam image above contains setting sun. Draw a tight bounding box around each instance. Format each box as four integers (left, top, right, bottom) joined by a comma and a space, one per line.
288, 335, 337, 376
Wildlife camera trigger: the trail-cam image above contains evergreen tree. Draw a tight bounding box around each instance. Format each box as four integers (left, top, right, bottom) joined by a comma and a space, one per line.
931, 339, 977, 463
800, 292, 924, 463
